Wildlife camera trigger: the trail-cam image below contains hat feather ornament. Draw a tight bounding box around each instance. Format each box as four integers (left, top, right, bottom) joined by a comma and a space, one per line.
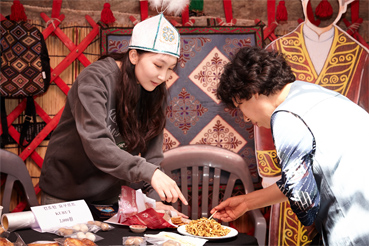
148, 0, 190, 16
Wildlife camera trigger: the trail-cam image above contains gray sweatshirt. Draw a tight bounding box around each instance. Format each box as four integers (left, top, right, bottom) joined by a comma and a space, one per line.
40, 57, 162, 203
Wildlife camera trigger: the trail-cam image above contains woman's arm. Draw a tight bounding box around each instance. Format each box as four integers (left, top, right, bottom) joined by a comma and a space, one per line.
211, 184, 287, 222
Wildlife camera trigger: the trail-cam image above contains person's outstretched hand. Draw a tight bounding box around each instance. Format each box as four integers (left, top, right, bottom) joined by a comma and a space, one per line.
155, 202, 188, 218
210, 195, 248, 222
151, 169, 188, 205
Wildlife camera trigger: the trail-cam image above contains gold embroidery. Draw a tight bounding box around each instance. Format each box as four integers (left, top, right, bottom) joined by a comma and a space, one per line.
276, 25, 317, 83
278, 202, 312, 246
317, 28, 361, 96
256, 150, 281, 176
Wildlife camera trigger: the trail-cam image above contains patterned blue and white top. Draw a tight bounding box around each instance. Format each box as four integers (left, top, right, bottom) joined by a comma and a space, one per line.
271, 81, 369, 246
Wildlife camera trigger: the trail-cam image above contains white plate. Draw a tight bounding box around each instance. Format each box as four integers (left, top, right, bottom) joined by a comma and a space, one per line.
177, 224, 238, 240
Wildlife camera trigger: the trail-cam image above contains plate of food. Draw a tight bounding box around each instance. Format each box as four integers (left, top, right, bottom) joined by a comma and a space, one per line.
177, 218, 238, 240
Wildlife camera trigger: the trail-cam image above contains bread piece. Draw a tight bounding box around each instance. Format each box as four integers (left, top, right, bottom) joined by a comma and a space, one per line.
63, 238, 96, 246
162, 240, 181, 246
80, 239, 96, 246
0, 237, 14, 246
123, 236, 144, 245
28, 243, 58, 246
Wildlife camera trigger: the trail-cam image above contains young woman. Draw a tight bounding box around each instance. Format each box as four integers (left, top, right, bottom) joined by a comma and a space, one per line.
39, 14, 188, 215
212, 46, 369, 245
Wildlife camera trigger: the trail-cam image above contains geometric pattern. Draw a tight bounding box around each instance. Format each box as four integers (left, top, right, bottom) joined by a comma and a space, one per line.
165, 71, 178, 89
189, 47, 229, 104
163, 128, 179, 152
166, 87, 208, 134
101, 25, 264, 183
189, 114, 247, 153
0, 19, 48, 98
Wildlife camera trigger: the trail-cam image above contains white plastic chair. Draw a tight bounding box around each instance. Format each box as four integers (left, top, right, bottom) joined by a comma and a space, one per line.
161, 144, 267, 246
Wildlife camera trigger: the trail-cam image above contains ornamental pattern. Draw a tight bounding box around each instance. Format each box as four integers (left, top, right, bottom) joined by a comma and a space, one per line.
179, 37, 211, 69
162, 129, 179, 152
318, 30, 360, 96
189, 47, 229, 104
257, 150, 281, 177
190, 115, 246, 153
108, 39, 130, 53
166, 87, 208, 134
278, 202, 312, 246
223, 37, 253, 57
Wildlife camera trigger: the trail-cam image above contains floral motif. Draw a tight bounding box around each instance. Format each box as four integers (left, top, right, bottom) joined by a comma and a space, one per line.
166, 88, 208, 134
189, 47, 230, 104
223, 37, 252, 57
179, 37, 211, 68
108, 40, 129, 53
190, 115, 246, 152
163, 129, 179, 152
162, 26, 175, 42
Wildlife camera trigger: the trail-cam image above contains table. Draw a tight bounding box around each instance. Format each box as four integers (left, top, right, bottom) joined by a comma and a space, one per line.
6, 225, 259, 245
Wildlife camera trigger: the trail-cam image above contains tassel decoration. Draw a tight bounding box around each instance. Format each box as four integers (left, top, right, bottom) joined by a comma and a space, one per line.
169, 19, 181, 27
184, 19, 195, 26
139, 0, 149, 21
129, 15, 139, 26
216, 17, 237, 26
100, 3, 116, 24
276, 0, 288, 22
170, 19, 181, 27
315, 0, 333, 18
10, 0, 27, 22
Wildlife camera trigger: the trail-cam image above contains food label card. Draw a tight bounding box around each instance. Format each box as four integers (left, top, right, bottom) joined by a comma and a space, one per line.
31, 199, 94, 232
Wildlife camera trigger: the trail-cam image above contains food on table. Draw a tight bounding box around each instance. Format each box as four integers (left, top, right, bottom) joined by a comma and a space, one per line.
76, 232, 86, 239
80, 238, 96, 246
100, 222, 110, 231
57, 228, 74, 236
74, 231, 96, 242
123, 236, 144, 245
162, 240, 181, 246
170, 216, 188, 226
129, 225, 147, 233
73, 224, 88, 233
85, 232, 96, 242
63, 238, 96, 246
0, 237, 14, 246
185, 217, 231, 237
87, 221, 102, 227
28, 243, 58, 246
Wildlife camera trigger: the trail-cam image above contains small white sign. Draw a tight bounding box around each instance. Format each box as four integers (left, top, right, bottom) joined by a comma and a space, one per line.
31, 200, 94, 232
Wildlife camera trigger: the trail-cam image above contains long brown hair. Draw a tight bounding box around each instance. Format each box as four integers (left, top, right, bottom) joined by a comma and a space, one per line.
99, 50, 168, 152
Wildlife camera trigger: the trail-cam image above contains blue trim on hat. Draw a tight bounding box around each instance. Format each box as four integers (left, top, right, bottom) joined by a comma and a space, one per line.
152, 14, 163, 49
128, 45, 179, 58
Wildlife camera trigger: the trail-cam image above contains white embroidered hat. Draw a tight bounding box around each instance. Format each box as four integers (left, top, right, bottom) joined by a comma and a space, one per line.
129, 14, 180, 58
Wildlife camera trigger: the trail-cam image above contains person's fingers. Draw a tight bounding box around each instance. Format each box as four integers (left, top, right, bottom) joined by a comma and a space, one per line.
214, 211, 231, 222
177, 211, 188, 218
212, 202, 226, 212
159, 190, 166, 202
151, 169, 188, 205
175, 185, 188, 205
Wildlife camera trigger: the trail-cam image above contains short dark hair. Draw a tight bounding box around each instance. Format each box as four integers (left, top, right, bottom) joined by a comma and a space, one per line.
217, 46, 295, 109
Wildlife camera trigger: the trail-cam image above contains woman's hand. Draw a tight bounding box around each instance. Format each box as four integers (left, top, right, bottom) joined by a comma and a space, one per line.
210, 195, 248, 222
155, 202, 189, 218
151, 169, 188, 205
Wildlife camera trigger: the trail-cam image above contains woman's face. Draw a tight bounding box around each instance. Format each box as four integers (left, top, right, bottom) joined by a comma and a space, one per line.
234, 94, 273, 129
129, 50, 177, 91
